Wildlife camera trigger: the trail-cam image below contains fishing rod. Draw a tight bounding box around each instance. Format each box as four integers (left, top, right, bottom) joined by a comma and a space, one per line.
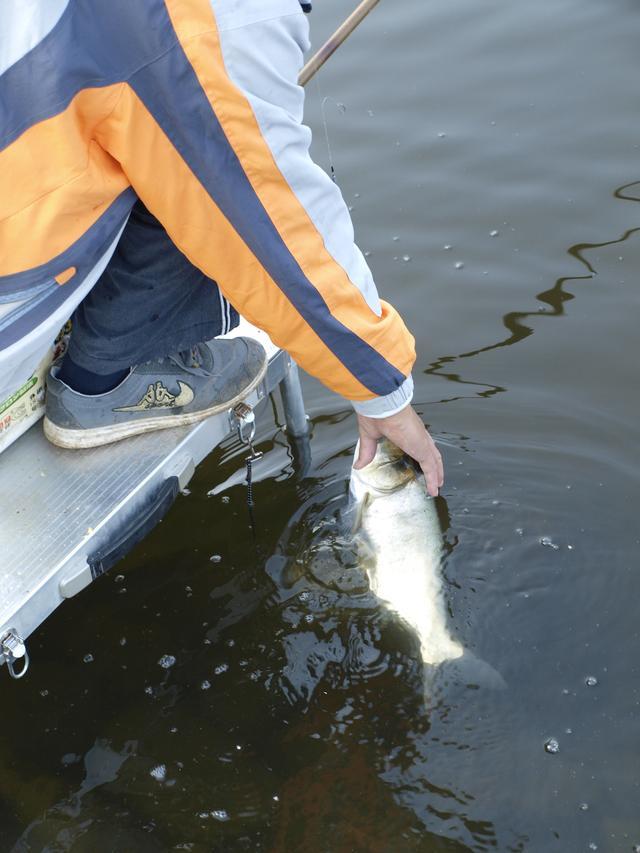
298, 0, 382, 87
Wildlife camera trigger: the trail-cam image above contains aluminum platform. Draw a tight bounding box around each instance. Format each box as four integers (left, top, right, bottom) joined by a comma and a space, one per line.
0, 323, 307, 678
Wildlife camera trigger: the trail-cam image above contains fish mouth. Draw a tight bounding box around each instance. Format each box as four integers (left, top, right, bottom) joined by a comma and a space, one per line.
352, 457, 417, 495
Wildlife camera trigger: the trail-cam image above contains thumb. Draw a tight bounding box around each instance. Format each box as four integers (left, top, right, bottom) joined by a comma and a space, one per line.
353, 434, 378, 470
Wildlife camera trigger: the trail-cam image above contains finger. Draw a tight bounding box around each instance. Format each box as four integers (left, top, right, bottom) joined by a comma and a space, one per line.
420, 447, 441, 497
424, 464, 439, 498
435, 445, 444, 487
353, 434, 378, 470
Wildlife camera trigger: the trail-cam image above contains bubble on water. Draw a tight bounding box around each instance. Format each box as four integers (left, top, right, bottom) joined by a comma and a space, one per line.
250, 670, 261, 681
402, 255, 411, 262
364, 250, 372, 257
201, 680, 211, 690
273, 795, 279, 802
437, 132, 447, 138
562, 688, 570, 695
61, 753, 81, 766
40, 689, 49, 697
211, 810, 229, 822
565, 728, 573, 735
544, 738, 560, 754
579, 802, 589, 811
490, 229, 499, 237
515, 527, 524, 536
115, 574, 125, 584
540, 536, 560, 550
158, 654, 176, 669
298, 591, 310, 602
588, 843, 598, 851
444, 244, 452, 251
585, 675, 598, 687
392, 236, 400, 242
214, 663, 229, 676
144, 686, 153, 695
170, 726, 178, 733
181, 487, 191, 496
83, 653, 94, 664
209, 554, 222, 563
221, 495, 230, 504
454, 261, 464, 270
150, 764, 166, 781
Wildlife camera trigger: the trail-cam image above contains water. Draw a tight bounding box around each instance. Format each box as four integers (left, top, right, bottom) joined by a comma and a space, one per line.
3, 0, 640, 849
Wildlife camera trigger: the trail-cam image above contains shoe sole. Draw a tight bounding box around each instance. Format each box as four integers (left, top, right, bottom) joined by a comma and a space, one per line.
43, 354, 269, 450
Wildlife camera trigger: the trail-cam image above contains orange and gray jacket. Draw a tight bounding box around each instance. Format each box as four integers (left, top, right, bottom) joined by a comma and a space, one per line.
0, 0, 415, 415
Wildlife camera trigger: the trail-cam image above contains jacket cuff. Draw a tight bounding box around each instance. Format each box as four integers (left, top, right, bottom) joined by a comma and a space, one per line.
351, 375, 414, 419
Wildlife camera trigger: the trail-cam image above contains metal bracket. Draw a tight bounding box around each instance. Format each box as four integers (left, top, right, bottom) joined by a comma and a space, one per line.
1, 629, 30, 679
233, 402, 256, 446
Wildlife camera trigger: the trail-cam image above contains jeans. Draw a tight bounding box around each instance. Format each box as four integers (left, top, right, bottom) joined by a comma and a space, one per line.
67, 201, 239, 375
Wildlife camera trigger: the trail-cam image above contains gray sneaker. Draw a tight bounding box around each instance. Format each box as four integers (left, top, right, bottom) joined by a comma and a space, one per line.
43, 338, 268, 449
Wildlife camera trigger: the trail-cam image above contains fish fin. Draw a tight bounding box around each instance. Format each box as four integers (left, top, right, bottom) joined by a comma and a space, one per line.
350, 491, 372, 535
431, 651, 507, 692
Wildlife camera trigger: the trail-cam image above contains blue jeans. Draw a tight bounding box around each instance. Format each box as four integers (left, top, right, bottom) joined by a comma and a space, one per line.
67, 201, 239, 375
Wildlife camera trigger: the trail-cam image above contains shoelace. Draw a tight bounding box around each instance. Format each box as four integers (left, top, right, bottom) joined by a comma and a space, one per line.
168, 344, 205, 372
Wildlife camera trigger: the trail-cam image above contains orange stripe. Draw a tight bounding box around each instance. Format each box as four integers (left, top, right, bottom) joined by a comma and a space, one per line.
162, 0, 415, 384
54, 266, 77, 285
0, 85, 129, 277
100, 83, 375, 399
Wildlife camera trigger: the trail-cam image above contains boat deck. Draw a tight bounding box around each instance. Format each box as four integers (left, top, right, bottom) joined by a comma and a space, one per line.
0, 324, 302, 677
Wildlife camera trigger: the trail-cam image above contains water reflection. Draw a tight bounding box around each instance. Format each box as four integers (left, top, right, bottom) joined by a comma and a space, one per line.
259, 483, 509, 851
425, 181, 640, 403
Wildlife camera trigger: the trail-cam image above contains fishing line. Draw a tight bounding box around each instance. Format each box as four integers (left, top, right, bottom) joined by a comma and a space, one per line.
315, 76, 340, 184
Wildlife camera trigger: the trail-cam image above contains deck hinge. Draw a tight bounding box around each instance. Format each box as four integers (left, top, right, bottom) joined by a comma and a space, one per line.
1, 629, 30, 679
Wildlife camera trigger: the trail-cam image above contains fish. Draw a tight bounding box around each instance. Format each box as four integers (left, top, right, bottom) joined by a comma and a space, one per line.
349, 439, 504, 690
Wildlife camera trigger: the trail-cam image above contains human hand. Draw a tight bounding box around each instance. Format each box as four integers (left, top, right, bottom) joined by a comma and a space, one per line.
354, 406, 444, 497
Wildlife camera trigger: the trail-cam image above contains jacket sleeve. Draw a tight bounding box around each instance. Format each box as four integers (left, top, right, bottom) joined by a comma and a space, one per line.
99, 0, 416, 414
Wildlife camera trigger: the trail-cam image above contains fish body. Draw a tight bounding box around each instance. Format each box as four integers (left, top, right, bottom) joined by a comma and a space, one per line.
349, 440, 463, 667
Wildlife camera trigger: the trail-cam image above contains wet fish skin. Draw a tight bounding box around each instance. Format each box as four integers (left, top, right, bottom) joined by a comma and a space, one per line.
349, 439, 464, 667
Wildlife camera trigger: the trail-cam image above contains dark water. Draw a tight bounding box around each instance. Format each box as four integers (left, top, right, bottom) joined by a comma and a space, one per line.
3, 0, 640, 850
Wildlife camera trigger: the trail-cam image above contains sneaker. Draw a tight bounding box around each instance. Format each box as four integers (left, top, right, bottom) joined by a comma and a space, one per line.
43, 338, 268, 449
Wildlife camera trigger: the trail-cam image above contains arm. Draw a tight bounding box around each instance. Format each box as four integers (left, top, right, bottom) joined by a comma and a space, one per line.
100, 0, 443, 486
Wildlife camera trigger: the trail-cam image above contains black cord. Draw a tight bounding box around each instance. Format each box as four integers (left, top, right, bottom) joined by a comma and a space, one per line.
246, 456, 254, 508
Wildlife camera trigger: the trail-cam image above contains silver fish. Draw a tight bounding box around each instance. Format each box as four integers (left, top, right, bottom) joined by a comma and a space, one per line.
350, 439, 504, 688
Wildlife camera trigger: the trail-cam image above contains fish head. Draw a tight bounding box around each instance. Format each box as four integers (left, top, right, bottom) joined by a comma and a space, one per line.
349, 439, 417, 504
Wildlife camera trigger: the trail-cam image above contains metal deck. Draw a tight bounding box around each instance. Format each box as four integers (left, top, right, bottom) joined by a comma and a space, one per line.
0, 324, 305, 677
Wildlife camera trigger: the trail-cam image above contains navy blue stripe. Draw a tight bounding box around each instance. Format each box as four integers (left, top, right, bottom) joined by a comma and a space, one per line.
0, 274, 89, 351
0, 0, 177, 151
130, 29, 406, 395
0, 189, 136, 298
